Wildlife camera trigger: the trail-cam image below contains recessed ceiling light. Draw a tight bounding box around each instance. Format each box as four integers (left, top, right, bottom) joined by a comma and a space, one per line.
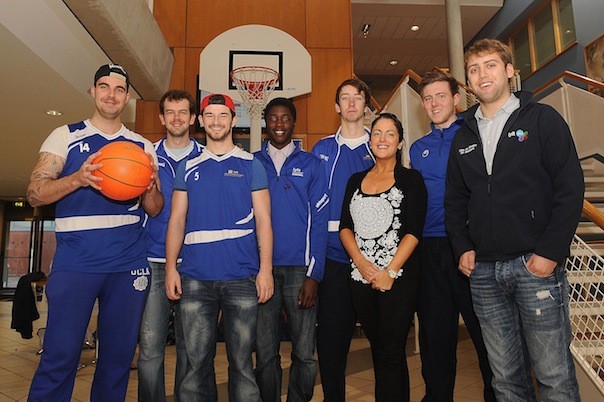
46, 110, 63, 116
411, 25, 420, 32
389, 60, 398, 66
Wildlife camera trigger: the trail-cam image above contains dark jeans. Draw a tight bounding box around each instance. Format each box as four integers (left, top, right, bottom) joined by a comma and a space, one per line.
317, 259, 357, 402
177, 276, 259, 402
256, 266, 317, 402
349, 271, 418, 402
138, 262, 187, 402
417, 238, 495, 402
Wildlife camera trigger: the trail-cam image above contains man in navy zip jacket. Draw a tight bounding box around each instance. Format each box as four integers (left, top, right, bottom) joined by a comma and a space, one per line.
254, 98, 329, 402
445, 39, 583, 401
410, 71, 494, 402
311, 78, 375, 402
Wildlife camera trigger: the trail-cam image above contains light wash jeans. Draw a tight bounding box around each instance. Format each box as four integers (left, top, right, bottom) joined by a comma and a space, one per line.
470, 254, 580, 402
256, 266, 317, 402
177, 275, 260, 402
138, 262, 187, 402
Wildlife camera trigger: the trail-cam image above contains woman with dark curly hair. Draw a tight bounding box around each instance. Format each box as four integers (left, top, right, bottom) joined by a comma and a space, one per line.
339, 113, 427, 401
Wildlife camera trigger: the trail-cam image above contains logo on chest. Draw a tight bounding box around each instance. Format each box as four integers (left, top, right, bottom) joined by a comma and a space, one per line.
292, 167, 304, 177
508, 129, 528, 142
458, 143, 478, 155
225, 169, 244, 178
422, 149, 429, 158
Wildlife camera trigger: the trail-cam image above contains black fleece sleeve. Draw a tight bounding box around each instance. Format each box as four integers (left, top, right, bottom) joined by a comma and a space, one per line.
534, 105, 584, 262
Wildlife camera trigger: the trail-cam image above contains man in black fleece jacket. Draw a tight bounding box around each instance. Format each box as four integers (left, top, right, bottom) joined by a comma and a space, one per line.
445, 38, 583, 401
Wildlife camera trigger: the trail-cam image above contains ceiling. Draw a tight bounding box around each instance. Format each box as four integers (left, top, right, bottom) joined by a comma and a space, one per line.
352, 0, 502, 76
0, 0, 501, 202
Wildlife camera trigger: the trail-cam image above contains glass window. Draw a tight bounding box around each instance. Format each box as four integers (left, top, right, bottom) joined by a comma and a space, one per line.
41, 221, 56, 275
2, 221, 32, 288
533, 4, 556, 68
512, 25, 532, 79
557, 0, 576, 48
507, 0, 576, 79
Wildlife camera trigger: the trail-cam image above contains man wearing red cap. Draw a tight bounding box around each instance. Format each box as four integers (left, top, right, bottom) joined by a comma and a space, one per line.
165, 94, 273, 401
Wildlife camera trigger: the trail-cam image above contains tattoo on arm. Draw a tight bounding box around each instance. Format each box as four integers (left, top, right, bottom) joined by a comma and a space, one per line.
27, 152, 66, 206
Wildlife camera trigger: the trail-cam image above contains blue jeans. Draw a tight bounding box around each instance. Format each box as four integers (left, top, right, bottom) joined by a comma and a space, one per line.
470, 255, 580, 402
177, 275, 260, 402
256, 266, 317, 402
138, 262, 187, 402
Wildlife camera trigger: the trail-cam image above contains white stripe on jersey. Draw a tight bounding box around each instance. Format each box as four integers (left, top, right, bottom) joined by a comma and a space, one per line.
328, 220, 340, 232
55, 215, 141, 232
184, 229, 254, 244
235, 210, 254, 225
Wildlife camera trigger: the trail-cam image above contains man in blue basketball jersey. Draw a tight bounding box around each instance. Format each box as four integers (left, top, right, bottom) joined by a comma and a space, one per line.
254, 98, 329, 402
165, 94, 273, 401
311, 78, 375, 402
27, 64, 164, 401
138, 89, 203, 402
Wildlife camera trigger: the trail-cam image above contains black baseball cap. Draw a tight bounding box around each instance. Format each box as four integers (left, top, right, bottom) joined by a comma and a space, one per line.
93, 64, 130, 90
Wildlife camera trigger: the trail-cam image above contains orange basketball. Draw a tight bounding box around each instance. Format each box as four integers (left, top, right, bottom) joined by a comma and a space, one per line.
92, 141, 153, 201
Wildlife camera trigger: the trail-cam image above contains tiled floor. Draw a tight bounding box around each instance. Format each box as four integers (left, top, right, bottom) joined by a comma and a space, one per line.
0, 299, 487, 401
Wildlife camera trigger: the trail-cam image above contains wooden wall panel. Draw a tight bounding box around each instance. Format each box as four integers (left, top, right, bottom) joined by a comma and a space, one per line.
292, 96, 308, 134
306, 48, 353, 134
306, 0, 351, 48
184, 47, 204, 98
170, 47, 187, 89
154, 0, 187, 47
135, 99, 163, 135
307, 133, 330, 150
186, 0, 306, 47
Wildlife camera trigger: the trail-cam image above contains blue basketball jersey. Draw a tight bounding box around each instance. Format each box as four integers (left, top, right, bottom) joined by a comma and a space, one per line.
40, 120, 157, 273
174, 146, 268, 280
145, 138, 203, 262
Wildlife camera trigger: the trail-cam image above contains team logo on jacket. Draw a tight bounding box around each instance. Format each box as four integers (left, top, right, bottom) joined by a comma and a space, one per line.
458, 144, 477, 155
292, 167, 304, 177
131, 267, 150, 291
508, 129, 528, 142
363, 154, 373, 161
319, 154, 329, 161
422, 149, 429, 158
225, 169, 244, 178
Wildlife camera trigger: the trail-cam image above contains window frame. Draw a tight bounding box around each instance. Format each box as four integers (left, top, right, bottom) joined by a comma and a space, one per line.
508, 0, 578, 79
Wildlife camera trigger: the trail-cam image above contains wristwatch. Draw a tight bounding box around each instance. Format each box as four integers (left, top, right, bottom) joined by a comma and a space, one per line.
387, 269, 398, 279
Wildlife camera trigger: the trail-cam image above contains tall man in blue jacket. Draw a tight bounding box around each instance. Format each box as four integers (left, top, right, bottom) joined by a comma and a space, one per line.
138, 89, 203, 402
410, 71, 494, 402
255, 98, 329, 402
445, 38, 583, 401
312, 78, 375, 401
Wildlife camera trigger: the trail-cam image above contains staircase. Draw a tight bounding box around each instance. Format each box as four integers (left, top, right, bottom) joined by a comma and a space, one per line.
567, 157, 604, 398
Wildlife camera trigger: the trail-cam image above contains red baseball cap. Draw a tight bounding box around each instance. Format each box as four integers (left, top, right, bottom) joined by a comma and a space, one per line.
200, 94, 236, 114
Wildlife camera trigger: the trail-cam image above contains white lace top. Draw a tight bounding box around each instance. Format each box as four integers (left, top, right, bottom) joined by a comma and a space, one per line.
348, 186, 404, 283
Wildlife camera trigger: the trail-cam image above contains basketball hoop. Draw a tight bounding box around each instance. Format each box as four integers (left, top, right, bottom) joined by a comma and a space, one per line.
230, 66, 280, 119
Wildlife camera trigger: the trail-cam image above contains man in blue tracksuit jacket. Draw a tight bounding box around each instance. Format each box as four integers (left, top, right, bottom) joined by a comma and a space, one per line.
254, 98, 329, 402
311, 78, 375, 402
409, 71, 494, 402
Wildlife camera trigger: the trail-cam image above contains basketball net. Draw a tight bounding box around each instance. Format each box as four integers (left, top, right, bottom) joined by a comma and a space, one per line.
230, 66, 280, 120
